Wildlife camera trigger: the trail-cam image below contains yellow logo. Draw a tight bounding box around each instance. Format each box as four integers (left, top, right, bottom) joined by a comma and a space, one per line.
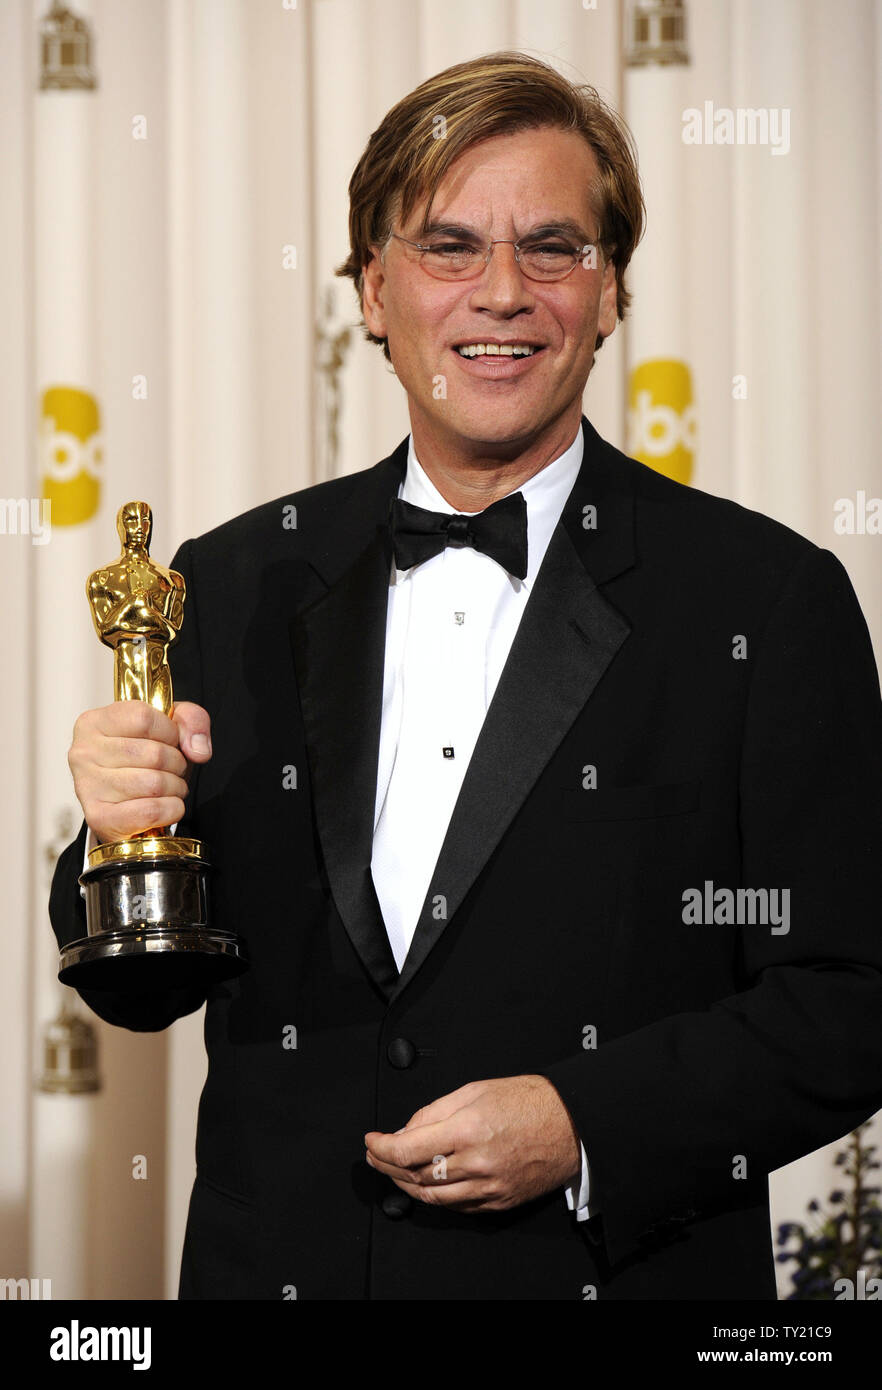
39, 386, 102, 526
627, 360, 696, 485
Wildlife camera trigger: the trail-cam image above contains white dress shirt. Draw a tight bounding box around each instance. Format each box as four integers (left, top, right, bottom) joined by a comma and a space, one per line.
82, 427, 596, 1221
370, 428, 594, 1221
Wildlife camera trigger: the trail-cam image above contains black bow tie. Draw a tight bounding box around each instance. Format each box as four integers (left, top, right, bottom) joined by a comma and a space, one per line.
388, 491, 528, 579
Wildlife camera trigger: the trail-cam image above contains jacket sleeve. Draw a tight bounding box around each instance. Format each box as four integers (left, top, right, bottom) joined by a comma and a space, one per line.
539, 545, 882, 1267
47, 537, 209, 1032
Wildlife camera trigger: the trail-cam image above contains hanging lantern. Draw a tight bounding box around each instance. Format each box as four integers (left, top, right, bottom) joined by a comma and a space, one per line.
626, 0, 689, 68
39, 1, 97, 92
37, 999, 101, 1094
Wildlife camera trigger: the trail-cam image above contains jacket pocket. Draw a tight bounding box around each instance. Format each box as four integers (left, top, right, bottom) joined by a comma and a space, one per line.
562, 779, 702, 822
195, 1170, 257, 1211
180, 1172, 261, 1299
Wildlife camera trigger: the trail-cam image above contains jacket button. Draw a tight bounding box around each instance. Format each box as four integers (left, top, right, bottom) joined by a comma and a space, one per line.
381, 1192, 411, 1219
387, 1037, 417, 1068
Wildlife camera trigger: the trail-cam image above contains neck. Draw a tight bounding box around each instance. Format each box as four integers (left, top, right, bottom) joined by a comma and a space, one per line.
409, 407, 582, 512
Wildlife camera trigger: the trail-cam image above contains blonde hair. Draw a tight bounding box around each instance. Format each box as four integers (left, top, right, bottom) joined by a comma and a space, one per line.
336, 51, 645, 362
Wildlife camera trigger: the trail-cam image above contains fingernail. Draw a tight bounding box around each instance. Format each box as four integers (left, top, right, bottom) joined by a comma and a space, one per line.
191, 733, 211, 756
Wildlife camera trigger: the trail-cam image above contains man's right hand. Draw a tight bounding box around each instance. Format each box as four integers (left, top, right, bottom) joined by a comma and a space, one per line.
67, 701, 212, 846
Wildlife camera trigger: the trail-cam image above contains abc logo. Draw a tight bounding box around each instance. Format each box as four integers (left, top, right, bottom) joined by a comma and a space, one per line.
40, 385, 103, 526
627, 360, 696, 485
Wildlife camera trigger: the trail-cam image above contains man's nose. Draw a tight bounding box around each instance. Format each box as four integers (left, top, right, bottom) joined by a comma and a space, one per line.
469, 242, 534, 311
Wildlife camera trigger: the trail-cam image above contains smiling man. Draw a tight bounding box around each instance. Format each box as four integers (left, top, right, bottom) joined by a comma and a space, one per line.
359, 124, 618, 509
51, 51, 882, 1301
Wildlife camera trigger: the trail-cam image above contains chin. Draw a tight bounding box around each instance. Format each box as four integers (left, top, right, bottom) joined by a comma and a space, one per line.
448, 405, 548, 444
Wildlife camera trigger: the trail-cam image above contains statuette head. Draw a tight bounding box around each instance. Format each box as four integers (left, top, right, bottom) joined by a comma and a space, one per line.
117, 501, 151, 549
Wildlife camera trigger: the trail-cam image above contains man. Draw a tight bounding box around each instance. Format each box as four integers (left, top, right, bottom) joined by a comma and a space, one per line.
51, 51, 882, 1300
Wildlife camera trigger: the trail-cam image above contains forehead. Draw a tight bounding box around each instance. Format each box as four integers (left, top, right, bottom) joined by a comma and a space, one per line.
411, 127, 598, 228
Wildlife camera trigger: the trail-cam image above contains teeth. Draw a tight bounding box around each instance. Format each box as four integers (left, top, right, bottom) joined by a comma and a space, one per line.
456, 343, 538, 358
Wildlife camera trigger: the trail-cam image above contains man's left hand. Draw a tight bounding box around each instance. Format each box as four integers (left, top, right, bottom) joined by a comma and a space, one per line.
364, 1075, 582, 1212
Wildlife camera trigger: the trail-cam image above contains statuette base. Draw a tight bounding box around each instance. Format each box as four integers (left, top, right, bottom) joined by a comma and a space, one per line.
60, 836, 248, 991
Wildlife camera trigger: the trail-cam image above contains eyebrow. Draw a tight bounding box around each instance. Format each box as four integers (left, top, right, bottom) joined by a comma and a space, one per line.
418, 219, 593, 242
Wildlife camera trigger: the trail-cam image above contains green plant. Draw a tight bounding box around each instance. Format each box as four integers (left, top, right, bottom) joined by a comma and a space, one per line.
776, 1121, 882, 1299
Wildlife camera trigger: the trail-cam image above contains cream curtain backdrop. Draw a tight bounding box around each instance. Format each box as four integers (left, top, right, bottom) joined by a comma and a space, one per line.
0, 0, 879, 1300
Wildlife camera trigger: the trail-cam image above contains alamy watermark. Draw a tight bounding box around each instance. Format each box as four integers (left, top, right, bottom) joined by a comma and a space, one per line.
682, 102, 790, 156
1, 1276, 51, 1299
50, 1319, 151, 1370
0, 497, 51, 545
682, 880, 790, 935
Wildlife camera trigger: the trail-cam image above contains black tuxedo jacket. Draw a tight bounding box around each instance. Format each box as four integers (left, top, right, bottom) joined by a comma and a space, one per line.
50, 416, 882, 1300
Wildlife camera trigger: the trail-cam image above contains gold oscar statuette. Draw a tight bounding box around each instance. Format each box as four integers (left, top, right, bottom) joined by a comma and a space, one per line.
58, 501, 248, 990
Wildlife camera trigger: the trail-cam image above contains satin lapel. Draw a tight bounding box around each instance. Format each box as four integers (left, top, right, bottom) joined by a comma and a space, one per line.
289, 449, 406, 1000
392, 417, 636, 1000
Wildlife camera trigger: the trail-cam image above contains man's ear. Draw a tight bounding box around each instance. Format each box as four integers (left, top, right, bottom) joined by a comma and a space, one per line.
361, 248, 387, 339
596, 255, 618, 342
